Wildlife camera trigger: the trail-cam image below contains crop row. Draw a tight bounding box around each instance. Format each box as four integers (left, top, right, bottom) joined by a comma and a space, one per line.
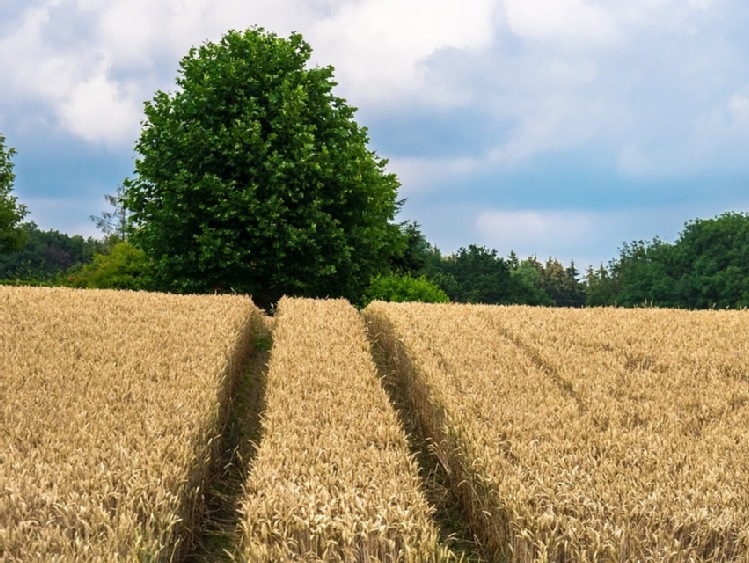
237, 297, 442, 561
365, 302, 749, 562
1, 287, 261, 561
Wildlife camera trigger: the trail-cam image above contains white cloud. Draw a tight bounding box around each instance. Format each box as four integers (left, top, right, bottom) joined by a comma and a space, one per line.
309, 0, 497, 105
500, 0, 732, 57
617, 85, 749, 178
389, 155, 480, 194
82, 0, 498, 110
504, 0, 618, 44
1, 0, 499, 146
388, 91, 609, 194
94, 0, 175, 65
0, 2, 131, 144
2, 0, 748, 184
728, 93, 749, 126
59, 74, 141, 146
0, 0, 328, 147
0, 4, 82, 101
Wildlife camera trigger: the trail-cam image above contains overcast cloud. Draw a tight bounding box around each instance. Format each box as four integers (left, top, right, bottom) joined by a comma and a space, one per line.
2, 0, 748, 268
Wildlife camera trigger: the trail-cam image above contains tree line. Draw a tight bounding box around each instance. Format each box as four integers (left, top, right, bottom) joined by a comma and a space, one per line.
2, 28, 747, 310
585, 212, 749, 309
3, 200, 748, 310
375, 211, 749, 310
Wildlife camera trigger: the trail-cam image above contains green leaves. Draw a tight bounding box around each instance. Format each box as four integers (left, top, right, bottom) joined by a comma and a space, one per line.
0, 134, 28, 254
65, 242, 149, 290
125, 28, 401, 308
588, 212, 749, 309
362, 273, 449, 307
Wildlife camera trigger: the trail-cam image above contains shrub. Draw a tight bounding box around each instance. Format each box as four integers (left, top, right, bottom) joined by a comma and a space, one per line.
65, 242, 149, 290
362, 272, 449, 306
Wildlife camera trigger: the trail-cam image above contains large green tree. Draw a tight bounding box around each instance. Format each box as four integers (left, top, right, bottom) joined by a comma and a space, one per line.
0, 134, 27, 253
125, 28, 403, 308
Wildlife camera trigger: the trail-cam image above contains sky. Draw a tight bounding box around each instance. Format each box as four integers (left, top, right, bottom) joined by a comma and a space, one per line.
2, 0, 749, 269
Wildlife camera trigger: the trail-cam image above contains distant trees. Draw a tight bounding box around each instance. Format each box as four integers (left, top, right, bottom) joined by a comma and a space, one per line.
584, 213, 749, 309
510, 255, 553, 306
0, 134, 112, 285
389, 221, 433, 277
404, 242, 583, 307
540, 258, 585, 307
426, 244, 510, 303
0, 134, 28, 253
0, 222, 104, 282
410, 210, 749, 309
11, 191, 748, 310
0, 220, 150, 290
368, 210, 749, 309
671, 213, 749, 308
583, 264, 616, 307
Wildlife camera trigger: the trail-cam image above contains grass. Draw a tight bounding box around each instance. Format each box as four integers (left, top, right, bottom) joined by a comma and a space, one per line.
185, 316, 272, 562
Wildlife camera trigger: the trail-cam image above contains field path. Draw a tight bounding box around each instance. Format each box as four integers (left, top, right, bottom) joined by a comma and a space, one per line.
184, 316, 273, 562
368, 324, 487, 562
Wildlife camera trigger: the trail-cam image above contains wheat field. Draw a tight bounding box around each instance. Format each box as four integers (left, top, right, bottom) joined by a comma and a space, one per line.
5, 289, 749, 562
238, 297, 443, 562
1, 287, 261, 561
365, 302, 749, 562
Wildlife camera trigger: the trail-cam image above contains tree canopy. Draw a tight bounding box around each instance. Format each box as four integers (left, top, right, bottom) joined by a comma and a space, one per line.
0, 134, 27, 253
423, 244, 565, 305
585, 212, 749, 309
125, 28, 403, 308
0, 222, 104, 281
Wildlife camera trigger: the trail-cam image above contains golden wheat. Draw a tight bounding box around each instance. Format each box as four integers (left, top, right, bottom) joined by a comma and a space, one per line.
0, 286, 261, 562
238, 297, 442, 562
365, 302, 749, 562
